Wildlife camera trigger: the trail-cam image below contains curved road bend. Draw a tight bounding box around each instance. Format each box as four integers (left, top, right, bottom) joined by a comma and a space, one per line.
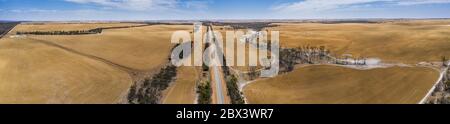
419, 61, 450, 104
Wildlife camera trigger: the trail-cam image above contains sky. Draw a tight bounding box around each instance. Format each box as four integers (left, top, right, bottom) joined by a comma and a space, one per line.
1, 0, 450, 21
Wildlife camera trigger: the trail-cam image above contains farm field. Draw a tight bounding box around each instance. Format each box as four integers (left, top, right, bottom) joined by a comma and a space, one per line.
266, 21, 450, 63
162, 66, 199, 104
214, 27, 265, 72
24, 24, 192, 70
1, 20, 448, 104
11, 23, 142, 32
0, 38, 131, 103
243, 65, 439, 104
0, 23, 193, 103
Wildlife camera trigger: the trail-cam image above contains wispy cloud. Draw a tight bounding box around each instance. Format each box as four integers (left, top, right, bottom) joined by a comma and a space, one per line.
183, 0, 210, 10
1, 0, 212, 21
273, 0, 450, 12
65, 0, 179, 11
397, 0, 450, 5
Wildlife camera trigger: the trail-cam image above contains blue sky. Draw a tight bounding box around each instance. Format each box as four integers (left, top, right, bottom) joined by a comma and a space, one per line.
1, 0, 450, 21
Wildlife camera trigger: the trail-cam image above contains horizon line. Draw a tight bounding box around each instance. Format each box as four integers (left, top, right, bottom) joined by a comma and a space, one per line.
2, 17, 450, 22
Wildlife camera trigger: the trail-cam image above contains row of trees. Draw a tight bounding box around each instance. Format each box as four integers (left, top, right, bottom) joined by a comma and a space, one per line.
424, 56, 449, 104
210, 22, 276, 31
213, 31, 245, 104
279, 45, 329, 73
127, 65, 177, 104
198, 45, 212, 104
226, 75, 245, 104
16, 28, 102, 35
443, 56, 448, 67
279, 45, 371, 73
15, 24, 156, 36
427, 67, 450, 104
294, 45, 331, 64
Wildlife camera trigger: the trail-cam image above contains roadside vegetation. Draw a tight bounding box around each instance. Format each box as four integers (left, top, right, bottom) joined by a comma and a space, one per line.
127, 65, 177, 104
197, 52, 212, 104
226, 75, 245, 104
426, 61, 450, 104
197, 80, 212, 104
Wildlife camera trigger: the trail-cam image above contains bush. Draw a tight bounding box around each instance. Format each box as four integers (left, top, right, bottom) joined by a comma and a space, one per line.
226, 75, 245, 104
197, 81, 212, 104
446, 80, 450, 89
127, 65, 177, 104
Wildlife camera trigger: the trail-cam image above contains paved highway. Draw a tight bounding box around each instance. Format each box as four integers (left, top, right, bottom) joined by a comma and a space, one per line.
206, 25, 226, 104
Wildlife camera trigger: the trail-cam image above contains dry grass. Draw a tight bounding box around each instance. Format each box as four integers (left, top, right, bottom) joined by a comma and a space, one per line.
267, 21, 450, 63
162, 66, 199, 104
26, 24, 192, 70
3, 21, 447, 104
243, 65, 439, 104
0, 23, 192, 103
214, 27, 265, 72
0, 38, 131, 103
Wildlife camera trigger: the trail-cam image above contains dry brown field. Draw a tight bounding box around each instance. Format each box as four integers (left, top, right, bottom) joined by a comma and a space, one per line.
1, 20, 448, 104
25, 24, 192, 70
0, 38, 131, 103
162, 66, 199, 104
0, 23, 192, 103
266, 21, 450, 63
243, 65, 439, 104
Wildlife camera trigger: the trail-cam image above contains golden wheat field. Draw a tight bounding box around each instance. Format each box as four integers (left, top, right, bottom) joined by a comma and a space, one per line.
162, 66, 199, 104
1, 20, 448, 104
26, 24, 192, 70
241, 21, 450, 104
0, 38, 131, 103
266, 21, 450, 63
0, 23, 194, 103
243, 65, 439, 104
214, 21, 449, 104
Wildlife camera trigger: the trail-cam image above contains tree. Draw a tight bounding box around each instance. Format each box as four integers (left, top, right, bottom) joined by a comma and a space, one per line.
442, 56, 448, 67
197, 81, 211, 104
226, 75, 245, 104
248, 66, 257, 80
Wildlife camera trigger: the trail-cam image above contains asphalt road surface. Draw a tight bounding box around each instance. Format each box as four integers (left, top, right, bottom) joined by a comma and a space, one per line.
207, 25, 226, 104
